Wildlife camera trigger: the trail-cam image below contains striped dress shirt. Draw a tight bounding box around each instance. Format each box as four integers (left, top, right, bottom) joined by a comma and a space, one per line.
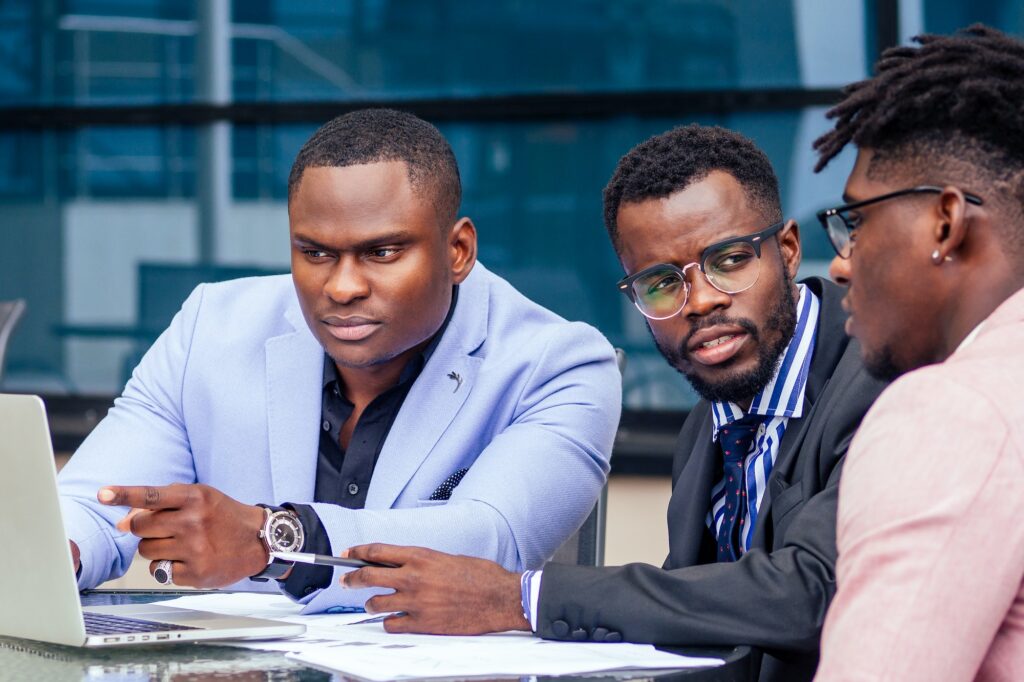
707, 283, 819, 554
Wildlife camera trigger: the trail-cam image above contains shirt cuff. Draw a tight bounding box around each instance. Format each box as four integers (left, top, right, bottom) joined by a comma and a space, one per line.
280, 503, 333, 598
519, 569, 542, 632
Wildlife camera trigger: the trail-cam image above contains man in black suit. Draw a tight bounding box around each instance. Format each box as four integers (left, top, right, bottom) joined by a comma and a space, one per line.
341, 125, 886, 682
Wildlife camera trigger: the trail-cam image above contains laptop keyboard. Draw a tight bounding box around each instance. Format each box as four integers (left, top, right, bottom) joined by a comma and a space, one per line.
84, 612, 200, 635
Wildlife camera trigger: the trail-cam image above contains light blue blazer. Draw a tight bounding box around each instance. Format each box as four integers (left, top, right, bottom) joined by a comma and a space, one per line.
57, 263, 621, 612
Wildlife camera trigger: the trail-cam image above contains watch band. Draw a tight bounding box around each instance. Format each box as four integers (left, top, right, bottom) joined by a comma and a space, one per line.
251, 558, 292, 582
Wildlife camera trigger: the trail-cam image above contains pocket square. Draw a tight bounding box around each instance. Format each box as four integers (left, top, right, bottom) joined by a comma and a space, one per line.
429, 467, 469, 501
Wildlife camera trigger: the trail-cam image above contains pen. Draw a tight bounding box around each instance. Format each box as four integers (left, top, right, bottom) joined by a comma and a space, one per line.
270, 550, 393, 568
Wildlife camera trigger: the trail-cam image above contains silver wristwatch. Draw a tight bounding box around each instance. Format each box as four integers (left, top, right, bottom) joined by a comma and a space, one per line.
251, 506, 304, 581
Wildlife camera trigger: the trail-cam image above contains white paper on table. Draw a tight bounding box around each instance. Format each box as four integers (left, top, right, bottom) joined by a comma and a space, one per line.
155, 592, 309, 620
155, 592, 399, 651
286, 622, 724, 679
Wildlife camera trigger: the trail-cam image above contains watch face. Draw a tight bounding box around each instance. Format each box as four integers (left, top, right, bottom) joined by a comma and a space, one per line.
268, 512, 304, 552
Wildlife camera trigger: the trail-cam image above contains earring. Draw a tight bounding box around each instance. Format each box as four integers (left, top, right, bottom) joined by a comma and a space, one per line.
931, 250, 954, 264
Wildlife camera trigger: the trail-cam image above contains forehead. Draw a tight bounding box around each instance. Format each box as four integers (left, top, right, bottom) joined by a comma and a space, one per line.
616, 171, 765, 270
289, 162, 439, 242
846, 148, 901, 199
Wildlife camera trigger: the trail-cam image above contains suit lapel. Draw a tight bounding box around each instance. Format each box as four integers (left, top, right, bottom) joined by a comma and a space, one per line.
265, 304, 324, 505
364, 265, 490, 509
666, 406, 719, 567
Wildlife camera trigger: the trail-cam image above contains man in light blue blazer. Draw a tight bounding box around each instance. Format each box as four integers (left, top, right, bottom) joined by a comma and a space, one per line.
57, 109, 621, 613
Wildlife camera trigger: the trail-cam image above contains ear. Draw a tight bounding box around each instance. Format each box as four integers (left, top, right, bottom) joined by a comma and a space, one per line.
777, 219, 802, 281
448, 217, 478, 284
932, 187, 972, 262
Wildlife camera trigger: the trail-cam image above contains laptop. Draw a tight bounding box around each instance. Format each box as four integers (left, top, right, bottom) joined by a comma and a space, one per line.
0, 393, 306, 647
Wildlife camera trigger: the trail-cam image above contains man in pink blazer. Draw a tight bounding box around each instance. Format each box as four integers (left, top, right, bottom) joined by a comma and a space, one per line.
810, 25, 1024, 681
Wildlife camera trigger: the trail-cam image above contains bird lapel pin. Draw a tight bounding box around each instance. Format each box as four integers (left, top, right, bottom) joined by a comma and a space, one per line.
447, 370, 463, 392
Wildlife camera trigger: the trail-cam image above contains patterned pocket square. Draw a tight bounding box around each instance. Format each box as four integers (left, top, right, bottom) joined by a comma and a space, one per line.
429, 467, 468, 501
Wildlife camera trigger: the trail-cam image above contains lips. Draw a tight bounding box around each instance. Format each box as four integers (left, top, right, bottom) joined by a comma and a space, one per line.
322, 315, 381, 342
686, 325, 750, 367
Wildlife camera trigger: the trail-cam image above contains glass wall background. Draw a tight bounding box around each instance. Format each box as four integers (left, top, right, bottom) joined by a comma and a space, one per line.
0, 0, 1015, 410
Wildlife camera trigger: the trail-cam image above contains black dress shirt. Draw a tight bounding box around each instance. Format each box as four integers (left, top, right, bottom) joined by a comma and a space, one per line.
280, 287, 458, 597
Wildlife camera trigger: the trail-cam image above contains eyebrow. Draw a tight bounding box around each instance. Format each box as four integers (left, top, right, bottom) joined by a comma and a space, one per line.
292, 230, 413, 253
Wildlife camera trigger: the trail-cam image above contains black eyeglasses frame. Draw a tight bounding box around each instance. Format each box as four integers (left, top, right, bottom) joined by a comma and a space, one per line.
816, 185, 984, 259
616, 220, 786, 317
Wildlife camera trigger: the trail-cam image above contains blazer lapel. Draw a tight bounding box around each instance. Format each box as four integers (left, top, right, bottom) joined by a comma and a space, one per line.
665, 407, 718, 567
264, 303, 324, 505
364, 265, 490, 509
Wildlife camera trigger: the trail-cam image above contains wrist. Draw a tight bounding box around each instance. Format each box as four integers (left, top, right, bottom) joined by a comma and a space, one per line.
501, 570, 531, 632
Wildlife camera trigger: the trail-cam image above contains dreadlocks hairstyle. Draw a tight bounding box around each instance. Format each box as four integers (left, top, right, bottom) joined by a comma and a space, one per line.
814, 24, 1024, 213
603, 124, 782, 250
288, 108, 462, 227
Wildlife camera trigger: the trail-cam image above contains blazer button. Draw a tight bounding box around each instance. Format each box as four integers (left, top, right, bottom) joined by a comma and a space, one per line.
591, 627, 609, 642
551, 620, 570, 638
605, 631, 622, 643
570, 628, 588, 641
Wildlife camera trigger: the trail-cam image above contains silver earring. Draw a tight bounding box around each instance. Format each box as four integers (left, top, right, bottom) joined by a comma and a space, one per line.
931, 250, 953, 264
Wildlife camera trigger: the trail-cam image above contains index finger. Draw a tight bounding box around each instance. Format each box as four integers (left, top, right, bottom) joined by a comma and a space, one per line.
97, 484, 189, 510
343, 543, 422, 566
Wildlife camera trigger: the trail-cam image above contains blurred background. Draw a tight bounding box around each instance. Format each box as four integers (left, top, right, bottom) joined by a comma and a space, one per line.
0, 3, 1021, 564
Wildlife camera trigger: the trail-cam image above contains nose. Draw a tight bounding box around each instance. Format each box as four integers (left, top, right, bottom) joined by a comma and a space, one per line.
324, 256, 370, 304
682, 270, 730, 319
829, 253, 851, 287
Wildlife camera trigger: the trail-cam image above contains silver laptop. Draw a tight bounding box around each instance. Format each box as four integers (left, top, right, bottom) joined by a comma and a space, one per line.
0, 393, 305, 647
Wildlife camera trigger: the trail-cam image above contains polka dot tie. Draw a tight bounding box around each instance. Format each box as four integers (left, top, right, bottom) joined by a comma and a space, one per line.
716, 415, 763, 562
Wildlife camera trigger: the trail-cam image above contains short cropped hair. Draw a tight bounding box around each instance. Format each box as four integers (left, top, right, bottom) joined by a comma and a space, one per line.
288, 108, 462, 227
814, 24, 1024, 250
603, 124, 782, 250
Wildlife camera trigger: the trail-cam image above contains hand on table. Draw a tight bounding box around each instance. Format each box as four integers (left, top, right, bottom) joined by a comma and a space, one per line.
70, 540, 81, 573
98, 483, 267, 588
341, 544, 530, 635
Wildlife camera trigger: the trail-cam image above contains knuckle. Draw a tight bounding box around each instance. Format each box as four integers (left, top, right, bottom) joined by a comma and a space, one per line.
143, 486, 161, 506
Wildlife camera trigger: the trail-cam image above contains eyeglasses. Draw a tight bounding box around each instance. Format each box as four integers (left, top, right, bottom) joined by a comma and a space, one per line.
617, 221, 785, 320
817, 185, 984, 259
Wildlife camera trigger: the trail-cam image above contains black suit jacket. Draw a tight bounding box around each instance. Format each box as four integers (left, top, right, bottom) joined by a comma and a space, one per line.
536, 278, 887, 682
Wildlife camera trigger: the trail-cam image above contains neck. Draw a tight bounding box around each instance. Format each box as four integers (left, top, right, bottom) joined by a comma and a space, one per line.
939, 274, 1024, 361
336, 341, 426, 408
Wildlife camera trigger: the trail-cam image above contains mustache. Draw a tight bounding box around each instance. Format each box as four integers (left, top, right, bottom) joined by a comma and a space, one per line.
681, 314, 760, 355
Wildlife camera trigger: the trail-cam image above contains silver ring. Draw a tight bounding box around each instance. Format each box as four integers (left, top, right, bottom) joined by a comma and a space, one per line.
153, 559, 174, 586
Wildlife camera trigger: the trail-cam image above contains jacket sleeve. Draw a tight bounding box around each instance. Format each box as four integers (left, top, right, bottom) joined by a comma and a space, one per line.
56, 285, 207, 589
534, 361, 884, 654
536, 458, 842, 652
296, 322, 621, 613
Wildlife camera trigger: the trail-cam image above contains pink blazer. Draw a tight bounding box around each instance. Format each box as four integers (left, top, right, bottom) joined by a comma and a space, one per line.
816, 286, 1024, 681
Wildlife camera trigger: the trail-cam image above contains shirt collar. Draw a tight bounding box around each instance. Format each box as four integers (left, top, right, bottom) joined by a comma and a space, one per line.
955, 320, 984, 353
323, 285, 460, 390
710, 283, 820, 441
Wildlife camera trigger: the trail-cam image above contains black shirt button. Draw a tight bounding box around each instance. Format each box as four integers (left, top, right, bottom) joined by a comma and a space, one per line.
592, 627, 609, 642
322, 420, 330, 432
605, 631, 622, 643
347, 483, 359, 496
570, 627, 588, 641
551, 620, 569, 638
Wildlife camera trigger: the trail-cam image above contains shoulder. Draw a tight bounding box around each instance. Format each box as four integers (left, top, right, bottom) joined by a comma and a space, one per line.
182, 274, 297, 335
469, 263, 616, 360
844, 363, 1014, 500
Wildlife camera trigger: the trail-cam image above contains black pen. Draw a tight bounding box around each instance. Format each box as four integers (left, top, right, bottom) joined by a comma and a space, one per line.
270, 550, 393, 568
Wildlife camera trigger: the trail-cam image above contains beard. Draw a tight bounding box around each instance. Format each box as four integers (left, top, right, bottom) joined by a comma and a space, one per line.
863, 345, 906, 382
653, 277, 799, 405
